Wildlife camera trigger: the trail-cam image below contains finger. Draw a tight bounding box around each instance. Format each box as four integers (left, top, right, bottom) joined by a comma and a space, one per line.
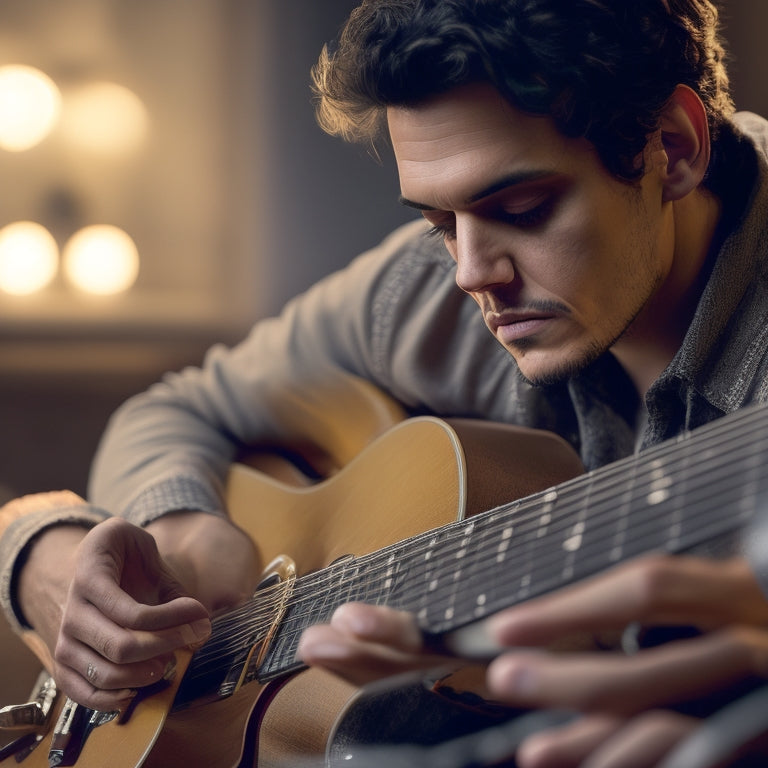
60, 597, 211, 665
578, 711, 697, 768
331, 603, 424, 651
488, 555, 768, 647
76, 517, 195, 610
72, 548, 209, 633
78, 575, 209, 633
486, 626, 768, 714
515, 712, 696, 768
55, 634, 176, 692
515, 714, 623, 768
297, 623, 451, 686
68, 536, 211, 641
52, 662, 139, 713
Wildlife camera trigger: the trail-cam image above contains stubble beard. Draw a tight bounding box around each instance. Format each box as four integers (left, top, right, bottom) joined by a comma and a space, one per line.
511, 335, 610, 388
510, 279, 661, 389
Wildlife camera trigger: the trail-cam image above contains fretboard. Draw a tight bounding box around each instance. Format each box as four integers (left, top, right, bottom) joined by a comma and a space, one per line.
174, 403, 768, 709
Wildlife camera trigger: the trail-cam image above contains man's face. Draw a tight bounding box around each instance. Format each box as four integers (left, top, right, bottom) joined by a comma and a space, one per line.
389, 83, 673, 386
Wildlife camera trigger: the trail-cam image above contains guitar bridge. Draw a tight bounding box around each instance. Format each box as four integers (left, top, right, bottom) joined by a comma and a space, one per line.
0, 671, 57, 730
0, 672, 57, 763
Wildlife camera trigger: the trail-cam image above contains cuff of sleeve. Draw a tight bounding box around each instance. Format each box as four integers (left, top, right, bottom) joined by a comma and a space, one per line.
121, 474, 226, 528
0, 502, 110, 634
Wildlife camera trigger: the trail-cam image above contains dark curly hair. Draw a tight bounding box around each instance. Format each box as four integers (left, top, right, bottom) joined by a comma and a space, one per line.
312, 0, 734, 182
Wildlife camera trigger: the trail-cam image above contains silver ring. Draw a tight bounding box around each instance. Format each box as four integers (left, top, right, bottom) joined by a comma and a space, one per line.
86, 662, 97, 683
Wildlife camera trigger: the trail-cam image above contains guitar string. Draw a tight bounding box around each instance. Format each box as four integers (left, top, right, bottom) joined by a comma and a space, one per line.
189, 480, 752, 688
191, 442, 758, 685
279, 461, 753, 639
185, 405, 768, 685
189, 408, 767, 685
277, 409, 758, 612
383, 428, 756, 615
398, 476, 752, 628
257, 414, 766, 664
196, 508, 744, 692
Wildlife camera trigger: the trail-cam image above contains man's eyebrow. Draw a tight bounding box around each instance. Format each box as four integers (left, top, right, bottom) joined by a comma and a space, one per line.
398, 196, 435, 211
398, 170, 553, 211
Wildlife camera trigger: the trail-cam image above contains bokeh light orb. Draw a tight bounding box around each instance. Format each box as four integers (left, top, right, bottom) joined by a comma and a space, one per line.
0, 65, 61, 151
63, 225, 139, 295
0, 221, 59, 295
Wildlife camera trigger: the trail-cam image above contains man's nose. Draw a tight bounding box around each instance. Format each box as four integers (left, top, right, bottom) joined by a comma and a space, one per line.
454, 216, 515, 293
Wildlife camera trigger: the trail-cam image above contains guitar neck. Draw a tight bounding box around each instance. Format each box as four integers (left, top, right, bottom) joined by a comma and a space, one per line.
175, 403, 768, 709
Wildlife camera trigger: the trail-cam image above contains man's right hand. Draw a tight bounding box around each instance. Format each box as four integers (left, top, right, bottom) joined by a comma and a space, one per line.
19, 517, 212, 711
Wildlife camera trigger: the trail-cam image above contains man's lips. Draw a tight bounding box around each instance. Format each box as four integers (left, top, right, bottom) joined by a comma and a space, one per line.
486, 311, 556, 343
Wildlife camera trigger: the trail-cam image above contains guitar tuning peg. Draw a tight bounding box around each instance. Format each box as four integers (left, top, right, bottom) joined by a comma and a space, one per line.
0, 671, 57, 730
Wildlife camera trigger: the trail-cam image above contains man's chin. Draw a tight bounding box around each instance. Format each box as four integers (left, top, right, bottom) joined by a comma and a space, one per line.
513, 343, 606, 388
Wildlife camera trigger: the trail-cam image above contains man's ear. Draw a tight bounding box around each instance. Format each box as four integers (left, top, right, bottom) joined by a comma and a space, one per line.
658, 84, 711, 202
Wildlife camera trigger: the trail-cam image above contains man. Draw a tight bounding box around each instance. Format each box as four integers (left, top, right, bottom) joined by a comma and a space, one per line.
3, 0, 768, 765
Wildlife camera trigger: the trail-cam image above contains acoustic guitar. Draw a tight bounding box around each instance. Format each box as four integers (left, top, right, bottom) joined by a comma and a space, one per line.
1, 404, 767, 767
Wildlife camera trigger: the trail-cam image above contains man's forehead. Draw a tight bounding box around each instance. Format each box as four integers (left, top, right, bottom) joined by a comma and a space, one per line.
388, 84, 523, 146
387, 84, 574, 207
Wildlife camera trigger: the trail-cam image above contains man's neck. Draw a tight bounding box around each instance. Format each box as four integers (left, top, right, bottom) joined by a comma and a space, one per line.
612, 188, 722, 399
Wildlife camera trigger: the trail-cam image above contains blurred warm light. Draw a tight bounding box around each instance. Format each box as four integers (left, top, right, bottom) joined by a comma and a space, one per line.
0, 65, 61, 151
63, 225, 139, 295
60, 81, 148, 155
0, 221, 59, 295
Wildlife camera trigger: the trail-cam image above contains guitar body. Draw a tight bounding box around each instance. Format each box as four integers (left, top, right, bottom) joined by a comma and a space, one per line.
0, 416, 582, 768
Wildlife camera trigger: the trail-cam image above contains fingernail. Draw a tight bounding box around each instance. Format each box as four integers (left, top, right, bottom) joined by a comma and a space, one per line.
443, 622, 506, 659
513, 665, 538, 693
492, 660, 538, 696
181, 618, 211, 647
297, 641, 350, 664
334, 610, 370, 636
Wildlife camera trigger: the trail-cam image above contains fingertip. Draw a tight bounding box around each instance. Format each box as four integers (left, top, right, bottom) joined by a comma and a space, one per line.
487, 610, 532, 646
487, 655, 539, 699
515, 731, 559, 768
180, 617, 212, 649
440, 620, 507, 659
296, 625, 351, 665
330, 604, 422, 651
330, 602, 375, 636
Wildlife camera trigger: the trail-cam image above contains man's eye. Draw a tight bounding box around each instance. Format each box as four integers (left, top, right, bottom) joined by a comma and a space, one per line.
423, 213, 456, 241
426, 222, 457, 240
501, 198, 554, 228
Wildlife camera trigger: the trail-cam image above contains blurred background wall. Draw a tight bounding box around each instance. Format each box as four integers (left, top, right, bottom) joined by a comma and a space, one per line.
0, 0, 765, 703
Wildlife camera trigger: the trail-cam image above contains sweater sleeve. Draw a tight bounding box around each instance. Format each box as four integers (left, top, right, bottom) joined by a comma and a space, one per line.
0, 492, 110, 632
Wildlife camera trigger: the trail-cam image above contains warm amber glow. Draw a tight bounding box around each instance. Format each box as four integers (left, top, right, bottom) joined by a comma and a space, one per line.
0, 65, 61, 151
63, 225, 139, 295
0, 221, 59, 295
60, 82, 148, 155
